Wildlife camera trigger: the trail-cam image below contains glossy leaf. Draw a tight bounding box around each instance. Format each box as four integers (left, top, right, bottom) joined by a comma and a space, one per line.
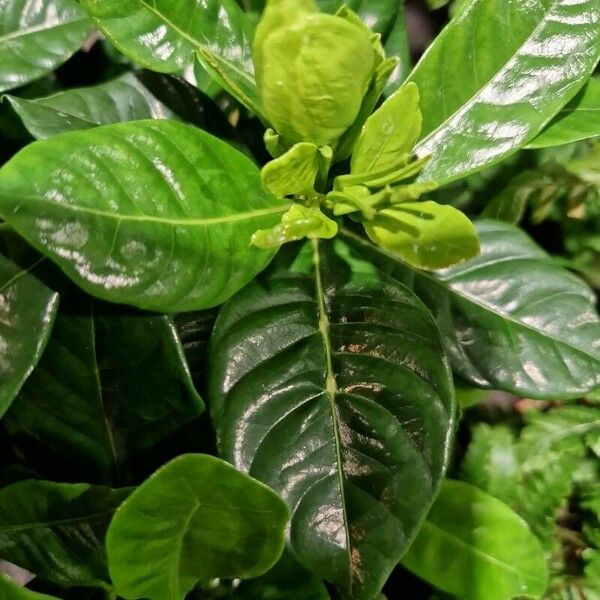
106, 454, 289, 600
209, 239, 455, 599
527, 77, 600, 149
0, 120, 287, 312
382, 2, 410, 96
316, 0, 398, 35
6, 299, 204, 484
80, 0, 253, 76
363, 201, 480, 270
343, 220, 600, 399
0, 576, 59, 600
5, 73, 177, 139
408, 0, 600, 184
402, 479, 549, 600
0, 254, 58, 418
0, 0, 90, 93
0, 480, 130, 586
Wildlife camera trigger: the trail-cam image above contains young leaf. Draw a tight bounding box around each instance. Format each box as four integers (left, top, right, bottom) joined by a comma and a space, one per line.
0, 120, 288, 312
4, 73, 177, 139
401, 480, 549, 600
80, 0, 253, 77
0, 575, 60, 600
408, 0, 600, 184
0, 0, 90, 93
6, 299, 204, 484
106, 454, 289, 600
343, 220, 600, 399
0, 481, 130, 587
209, 239, 455, 599
351, 82, 421, 175
527, 77, 600, 149
0, 254, 58, 418
363, 201, 480, 270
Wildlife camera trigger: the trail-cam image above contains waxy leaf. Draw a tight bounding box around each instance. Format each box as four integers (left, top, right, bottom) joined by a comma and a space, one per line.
6, 299, 204, 484
5, 73, 177, 139
106, 454, 289, 600
409, 0, 600, 184
316, 0, 398, 36
0, 120, 287, 312
0, 0, 90, 93
209, 239, 455, 599
80, 0, 252, 76
0, 576, 59, 600
343, 220, 600, 399
0, 254, 58, 418
0, 480, 130, 587
402, 480, 549, 600
527, 77, 600, 149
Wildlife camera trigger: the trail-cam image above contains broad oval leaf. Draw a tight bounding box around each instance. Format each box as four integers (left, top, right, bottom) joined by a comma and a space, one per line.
209, 239, 455, 599
0, 0, 90, 93
409, 0, 600, 184
402, 479, 549, 600
0, 120, 287, 312
6, 298, 204, 484
80, 0, 253, 76
0, 480, 130, 587
0, 254, 58, 418
106, 454, 289, 600
0, 575, 59, 600
342, 221, 600, 399
527, 77, 600, 149
5, 73, 177, 139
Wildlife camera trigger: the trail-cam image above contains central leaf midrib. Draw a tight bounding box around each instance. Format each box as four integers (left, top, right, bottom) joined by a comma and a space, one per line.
0, 16, 87, 45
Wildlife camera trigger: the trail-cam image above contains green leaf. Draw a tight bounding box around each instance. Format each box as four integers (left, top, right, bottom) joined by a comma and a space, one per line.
402, 479, 549, 600
0, 480, 130, 587
0, 575, 60, 600
209, 239, 455, 599
0, 120, 287, 312
106, 454, 289, 600
351, 82, 421, 175
363, 201, 480, 270
251, 204, 338, 249
382, 2, 410, 96
0, 254, 58, 418
80, 0, 252, 76
4, 73, 177, 139
316, 0, 399, 35
342, 220, 600, 399
528, 77, 600, 149
6, 298, 204, 484
408, 0, 600, 184
0, 0, 90, 93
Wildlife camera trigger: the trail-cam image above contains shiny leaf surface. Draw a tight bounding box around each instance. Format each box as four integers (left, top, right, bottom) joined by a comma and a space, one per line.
402, 479, 549, 600
316, 0, 398, 35
0, 0, 90, 93
0, 575, 59, 600
343, 221, 600, 399
0, 254, 58, 418
0, 120, 287, 312
527, 77, 600, 149
5, 73, 177, 139
80, 0, 252, 76
209, 239, 455, 599
409, 0, 600, 184
0, 480, 130, 586
6, 299, 204, 484
106, 454, 289, 600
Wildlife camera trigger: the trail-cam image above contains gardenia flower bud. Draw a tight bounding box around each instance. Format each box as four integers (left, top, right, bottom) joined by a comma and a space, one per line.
253, 0, 376, 148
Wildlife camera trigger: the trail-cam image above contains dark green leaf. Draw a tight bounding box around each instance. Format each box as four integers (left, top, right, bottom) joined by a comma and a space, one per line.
316, 0, 398, 35
408, 0, 600, 184
6, 298, 204, 484
402, 479, 549, 600
80, 0, 253, 76
0, 480, 129, 587
5, 73, 177, 139
382, 2, 410, 96
106, 454, 289, 600
0, 254, 58, 418
527, 77, 600, 149
0, 0, 90, 93
209, 239, 455, 599
342, 221, 600, 399
0, 120, 287, 312
0, 575, 59, 600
